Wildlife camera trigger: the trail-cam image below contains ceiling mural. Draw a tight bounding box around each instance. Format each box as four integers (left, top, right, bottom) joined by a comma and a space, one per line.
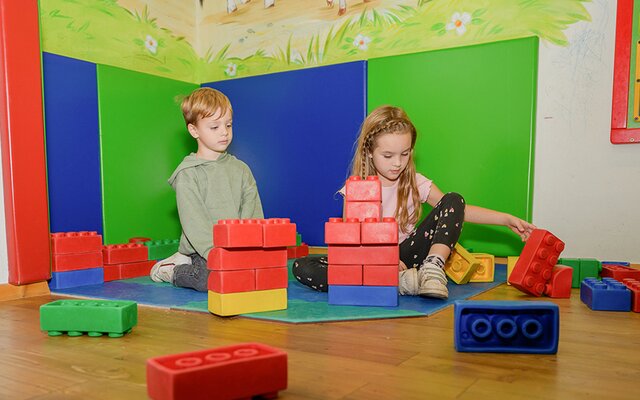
39, 0, 591, 83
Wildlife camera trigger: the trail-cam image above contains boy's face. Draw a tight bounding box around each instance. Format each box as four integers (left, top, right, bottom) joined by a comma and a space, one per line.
188, 108, 233, 160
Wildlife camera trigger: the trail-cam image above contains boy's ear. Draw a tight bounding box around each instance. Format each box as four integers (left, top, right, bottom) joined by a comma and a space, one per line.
187, 123, 199, 139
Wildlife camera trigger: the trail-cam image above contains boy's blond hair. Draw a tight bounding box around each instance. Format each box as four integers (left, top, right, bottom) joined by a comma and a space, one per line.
180, 87, 232, 126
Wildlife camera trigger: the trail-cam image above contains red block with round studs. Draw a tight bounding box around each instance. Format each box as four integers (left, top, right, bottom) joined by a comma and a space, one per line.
50, 231, 103, 254
622, 278, 640, 312
508, 229, 565, 297
601, 264, 640, 281
146, 343, 287, 400
103, 243, 149, 265
345, 176, 382, 202
544, 265, 573, 298
360, 217, 398, 244
52, 251, 103, 272
324, 217, 360, 245
213, 219, 264, 248
262, 218, 296, 248
344, 201, 382, 222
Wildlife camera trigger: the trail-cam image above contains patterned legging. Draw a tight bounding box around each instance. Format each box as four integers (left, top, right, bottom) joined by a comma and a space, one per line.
400, 192, 465, 268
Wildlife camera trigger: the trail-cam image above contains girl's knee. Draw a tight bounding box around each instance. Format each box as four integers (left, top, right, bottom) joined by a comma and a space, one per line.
442, 192, 465, 207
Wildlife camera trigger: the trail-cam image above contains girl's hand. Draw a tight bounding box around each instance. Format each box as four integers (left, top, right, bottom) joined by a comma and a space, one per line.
505, 214, 536, 241
399, 260, 408, 271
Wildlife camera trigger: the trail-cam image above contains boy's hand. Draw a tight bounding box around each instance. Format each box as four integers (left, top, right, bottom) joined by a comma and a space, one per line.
399, 260, 408, 271
506, 214, 536, 241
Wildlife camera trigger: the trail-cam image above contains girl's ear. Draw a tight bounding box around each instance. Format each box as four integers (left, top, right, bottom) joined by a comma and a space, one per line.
187, 123, 199, 139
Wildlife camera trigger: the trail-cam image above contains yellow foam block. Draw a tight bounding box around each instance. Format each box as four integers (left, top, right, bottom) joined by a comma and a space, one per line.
208, 288, 287, 316
506, 256, 519, 285
444, 244, 480, 284
470, 253, 495, 282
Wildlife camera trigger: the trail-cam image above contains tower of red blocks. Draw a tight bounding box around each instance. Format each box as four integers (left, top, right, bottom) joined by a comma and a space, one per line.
207, 218, 296, 316
508, 229, 568, 297
102, 243, 154, 281
326, 176, 399, 307
49, 231, 105, 289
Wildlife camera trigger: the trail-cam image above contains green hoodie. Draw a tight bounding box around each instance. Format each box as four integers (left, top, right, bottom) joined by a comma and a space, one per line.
168, 152, 264, 259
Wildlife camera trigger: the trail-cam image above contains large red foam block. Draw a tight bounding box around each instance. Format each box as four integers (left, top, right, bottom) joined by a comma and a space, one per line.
544, 265, 573, 298
324, 217, 360, 245
622, 278, 640, 312
508, 229, 565, 296
51, 231, 103, 254
146, 343, 287, 400
255, 267, 288, 290
345, 176, 381, 202
262, 218, 297, 248
103, 260, 155, 281
208, 248, 287, 270
287, 243, 309, 259
344, 201, 382, 222
208, 269, 255, 293
361, 217, 398, 245
327, 245, 399, 265
601, 264, 640, 281
0, 0, 51, 284
363, 265, 399, 286
103, 243, 148, 265
51, 251, 103, 272
213, 219, 263, 248
328, 264, 363, 285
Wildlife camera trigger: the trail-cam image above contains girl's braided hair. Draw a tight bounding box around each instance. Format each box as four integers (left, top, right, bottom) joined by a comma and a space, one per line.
350, 105, 421, 233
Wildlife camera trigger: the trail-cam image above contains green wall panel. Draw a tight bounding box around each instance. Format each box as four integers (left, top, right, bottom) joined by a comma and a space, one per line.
368, 37, 538, 256
97, 65, 198, 244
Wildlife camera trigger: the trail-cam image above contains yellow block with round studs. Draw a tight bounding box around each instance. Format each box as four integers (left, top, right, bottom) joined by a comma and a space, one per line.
506, 256, 519, 285
470, 253, 495, 282
208, 288, 287, 316
444, 244, 480, 284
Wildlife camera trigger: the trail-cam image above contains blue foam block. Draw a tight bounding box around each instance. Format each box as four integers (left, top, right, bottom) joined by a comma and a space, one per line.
454, 300, 559, 354
601, 261, 631, 266
580, 277, 631, 311
42, 53, 103, 234
328, 285, 398, 307
202, 61, 367, 246
49, 268, 104, 290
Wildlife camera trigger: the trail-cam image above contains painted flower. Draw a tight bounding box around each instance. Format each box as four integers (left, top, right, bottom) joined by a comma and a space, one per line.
353, 34, 372, 51
144, 35, 158, 54
225, 62, 238, 77
446, 12, 472, 36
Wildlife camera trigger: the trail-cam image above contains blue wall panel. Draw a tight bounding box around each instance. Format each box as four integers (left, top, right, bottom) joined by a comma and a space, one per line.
43, 53, 103, 234
203, 62, 367, 246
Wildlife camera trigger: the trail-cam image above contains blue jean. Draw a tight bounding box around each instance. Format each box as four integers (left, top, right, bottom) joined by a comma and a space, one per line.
173, 254, 209, 292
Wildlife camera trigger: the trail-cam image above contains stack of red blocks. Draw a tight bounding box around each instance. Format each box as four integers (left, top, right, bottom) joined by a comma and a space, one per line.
508, 229, 570, 298
103, 243, 153, 281
207, 218, 296, 316
326, 176, 399, 307
50, 232, 105, 288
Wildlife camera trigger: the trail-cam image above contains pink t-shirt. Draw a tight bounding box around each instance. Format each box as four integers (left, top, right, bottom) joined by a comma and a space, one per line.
340, 173, 433, 244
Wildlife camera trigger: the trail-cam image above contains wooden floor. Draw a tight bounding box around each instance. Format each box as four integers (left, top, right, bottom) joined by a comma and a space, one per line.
1, 281, 639, 399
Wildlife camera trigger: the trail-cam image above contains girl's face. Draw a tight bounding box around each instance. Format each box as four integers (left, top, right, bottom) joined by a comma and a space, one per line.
369, 131, 412, 187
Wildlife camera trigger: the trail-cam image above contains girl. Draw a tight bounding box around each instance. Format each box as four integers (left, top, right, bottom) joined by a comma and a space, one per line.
293, 105, 536, 299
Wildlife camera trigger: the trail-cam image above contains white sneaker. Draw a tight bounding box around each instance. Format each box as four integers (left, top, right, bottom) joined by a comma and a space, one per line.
150, 252, 191, 283
418, 262, 449, 299
398, 268, 420, 296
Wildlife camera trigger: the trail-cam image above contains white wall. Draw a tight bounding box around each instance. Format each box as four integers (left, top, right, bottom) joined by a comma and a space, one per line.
534, 0, 640, 262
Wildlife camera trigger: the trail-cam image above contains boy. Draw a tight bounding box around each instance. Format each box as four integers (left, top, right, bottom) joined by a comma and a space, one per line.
150, 87, 264, 291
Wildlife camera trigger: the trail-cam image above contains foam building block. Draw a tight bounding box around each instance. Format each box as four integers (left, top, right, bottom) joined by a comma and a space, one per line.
444, 244, 480, 284
208, 248, 287, 270
50, 231, 102, 254
103, 243, 148, 264
360, 217, 398, 244
454, 300, 559, 354
287, 243, 309, 259
622, 279, 640, 312
213, 219, 263, 248
509, 229, 565, 296
327, 245, 398, 265
601, 264, 640, 282
49, 268, 104, 290
558, 258, 601, 288
208, 289, 287, 316
506, 256, 519, 285
262, 218, 297, 248
344, 201, 382, 222
145, 239, 180, 260
52, 251, 103, 272
296, 232, 302, 246
324, 218, 360, 245
255, 267, 288, 290
328, 285, 398, 307
363, 265, 399, 286
602, 261, 631, 266
40, 299, 137, 337
146, 343, 287, 400
104, 260, 156, 281
580, 278, 631, 311
129, 237, 152, 244
208, 270, 256, 294
470, 253, 495, 282
544, 265, 573, 298
345, 176, 382, 202
328, 264, 363, 285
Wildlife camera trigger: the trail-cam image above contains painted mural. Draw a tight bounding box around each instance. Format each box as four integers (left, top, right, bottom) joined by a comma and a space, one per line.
39, 0, 591, 83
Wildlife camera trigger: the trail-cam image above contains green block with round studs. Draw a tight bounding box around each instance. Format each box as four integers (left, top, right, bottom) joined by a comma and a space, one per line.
40, 299, 137, 337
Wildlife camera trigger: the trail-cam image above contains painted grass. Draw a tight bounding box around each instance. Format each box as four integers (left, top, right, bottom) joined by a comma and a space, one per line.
39, 0, 202, 83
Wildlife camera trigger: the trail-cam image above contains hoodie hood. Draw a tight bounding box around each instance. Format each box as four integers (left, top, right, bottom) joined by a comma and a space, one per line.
168, 152, 230, 187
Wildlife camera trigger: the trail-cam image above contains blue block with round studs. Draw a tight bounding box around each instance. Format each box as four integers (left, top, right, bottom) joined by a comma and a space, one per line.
580, 277, 631, 311
454, 300, 559, 354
